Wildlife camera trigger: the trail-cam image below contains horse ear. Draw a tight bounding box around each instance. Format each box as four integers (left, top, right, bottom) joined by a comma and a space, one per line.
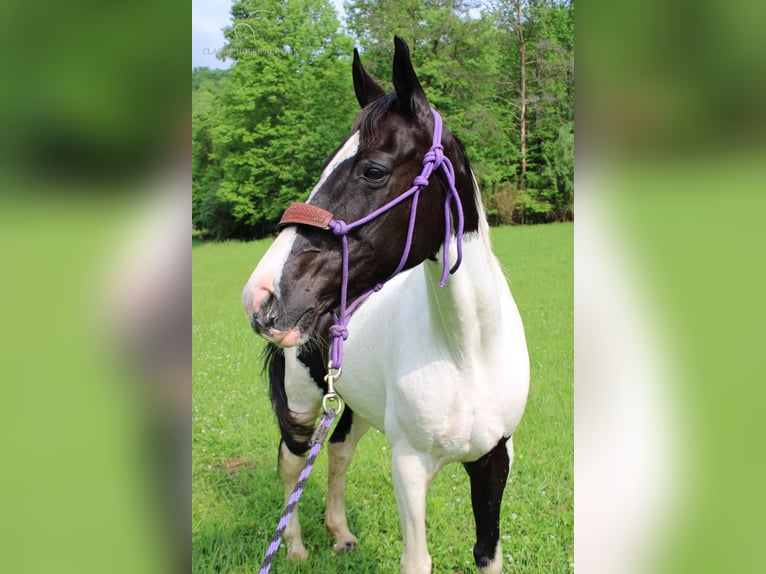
352, 48, 385, 108
392, 35, 430, 120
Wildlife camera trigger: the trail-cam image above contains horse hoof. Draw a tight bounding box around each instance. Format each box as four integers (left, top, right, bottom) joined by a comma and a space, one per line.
287, 545, 309, 562
333, 538, 358, 555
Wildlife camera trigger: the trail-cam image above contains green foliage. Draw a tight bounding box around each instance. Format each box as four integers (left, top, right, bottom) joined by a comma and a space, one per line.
541, 122, 574, 220
523, 1, 574, 222
193, 0, 356, 239
489, 0, 574, 224
192, 0, 574, 238
193, 67, 228, 233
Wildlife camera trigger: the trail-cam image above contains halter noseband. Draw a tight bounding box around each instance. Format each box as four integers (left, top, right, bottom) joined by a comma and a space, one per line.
278, 108, 465, 372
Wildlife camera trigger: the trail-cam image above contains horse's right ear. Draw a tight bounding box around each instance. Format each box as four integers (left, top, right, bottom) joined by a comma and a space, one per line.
392, 35, 430, 121
352, 48, 385, 108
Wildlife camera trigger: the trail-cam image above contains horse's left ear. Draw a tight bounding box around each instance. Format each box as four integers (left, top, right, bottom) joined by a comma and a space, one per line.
392, 35, 430, 121
353, 48, 385, 108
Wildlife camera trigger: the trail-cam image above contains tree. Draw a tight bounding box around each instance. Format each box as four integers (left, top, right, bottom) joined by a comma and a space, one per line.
491, 0, 574, 222
542, 122, 574, 220
525, 0, 574, 221
192, 67, 227, 233
197, 0, 357, 239
490, 0, 530, 184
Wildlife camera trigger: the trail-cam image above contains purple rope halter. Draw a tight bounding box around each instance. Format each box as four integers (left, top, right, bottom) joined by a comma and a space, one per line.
325, 108, 465, 370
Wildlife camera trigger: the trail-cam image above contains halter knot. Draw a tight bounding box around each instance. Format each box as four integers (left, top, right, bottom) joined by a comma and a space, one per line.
329, 220, 349, 236
329, 324, 349, 341
423, 145, 444, 168
413, 175, 430, 188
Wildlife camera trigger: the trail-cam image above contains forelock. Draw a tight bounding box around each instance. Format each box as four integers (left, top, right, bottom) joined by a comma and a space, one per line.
352, 93, 398, 146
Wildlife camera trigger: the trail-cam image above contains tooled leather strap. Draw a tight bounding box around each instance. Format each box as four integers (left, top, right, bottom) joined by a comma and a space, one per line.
279, 202, 334, 229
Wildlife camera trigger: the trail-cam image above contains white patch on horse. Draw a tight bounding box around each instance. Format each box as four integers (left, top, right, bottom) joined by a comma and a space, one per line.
283, 347, 323, 414
242, 227, 297, 315
307, 131, 360, 202
477, 544, 504, 574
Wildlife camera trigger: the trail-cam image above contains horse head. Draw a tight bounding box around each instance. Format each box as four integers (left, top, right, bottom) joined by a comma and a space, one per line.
243, 36, 478, 347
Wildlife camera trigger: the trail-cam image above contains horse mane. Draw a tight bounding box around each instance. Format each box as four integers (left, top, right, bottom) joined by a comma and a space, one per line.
262, 343, 315, 455
450, 133, 475, 190
353, 93, 398, 146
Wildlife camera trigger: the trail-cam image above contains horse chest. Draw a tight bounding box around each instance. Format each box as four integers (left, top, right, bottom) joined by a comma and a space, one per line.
331, 270, 518, 463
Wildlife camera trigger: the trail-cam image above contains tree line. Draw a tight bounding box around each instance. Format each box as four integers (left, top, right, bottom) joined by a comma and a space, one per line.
193, 0, 573, 239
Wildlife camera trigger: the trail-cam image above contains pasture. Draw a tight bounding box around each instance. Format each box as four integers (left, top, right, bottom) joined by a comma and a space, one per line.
192, 222, 573, 573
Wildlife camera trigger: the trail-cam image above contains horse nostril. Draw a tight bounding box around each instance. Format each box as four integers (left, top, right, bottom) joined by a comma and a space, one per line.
251, 293, 280, 334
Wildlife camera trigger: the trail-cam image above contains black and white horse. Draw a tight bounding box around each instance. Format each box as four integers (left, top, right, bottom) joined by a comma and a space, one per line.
242, 37, 529, 574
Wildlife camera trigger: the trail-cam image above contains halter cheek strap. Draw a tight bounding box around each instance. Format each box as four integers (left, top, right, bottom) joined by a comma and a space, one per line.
279, 109, 464, 372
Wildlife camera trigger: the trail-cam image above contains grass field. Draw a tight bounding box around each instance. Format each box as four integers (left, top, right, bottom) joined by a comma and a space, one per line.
192, 222, 573, 573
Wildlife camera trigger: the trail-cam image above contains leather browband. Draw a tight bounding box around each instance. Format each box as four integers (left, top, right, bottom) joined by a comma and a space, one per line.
279, 202, 334, 229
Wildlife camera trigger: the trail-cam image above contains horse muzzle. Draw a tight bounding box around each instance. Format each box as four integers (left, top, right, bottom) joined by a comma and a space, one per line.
248, 291, 313, 348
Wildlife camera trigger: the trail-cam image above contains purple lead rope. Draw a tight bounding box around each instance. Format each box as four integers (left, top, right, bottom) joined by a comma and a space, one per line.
328, 108, 465, 370
258, 407, 336, 574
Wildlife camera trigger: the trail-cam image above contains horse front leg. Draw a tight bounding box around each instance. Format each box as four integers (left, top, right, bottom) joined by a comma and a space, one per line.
325, 409, 369, 554
391, 446, 433, 574
462, 436, 512, 574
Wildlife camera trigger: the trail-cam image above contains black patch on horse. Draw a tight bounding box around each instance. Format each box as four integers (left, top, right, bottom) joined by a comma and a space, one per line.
263, 343, 354, 455
463, 437, 511, 569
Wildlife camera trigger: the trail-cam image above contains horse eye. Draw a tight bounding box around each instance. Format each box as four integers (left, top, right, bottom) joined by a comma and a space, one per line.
363, 166, 387, 181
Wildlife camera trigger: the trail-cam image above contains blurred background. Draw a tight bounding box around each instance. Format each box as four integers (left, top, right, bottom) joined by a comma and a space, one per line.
0, 0, 188, 572
0, 0, 764, 571
577, 0, 766, 571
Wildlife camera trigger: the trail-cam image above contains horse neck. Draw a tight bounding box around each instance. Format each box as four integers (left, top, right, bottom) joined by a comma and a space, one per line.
423, 181, 507, 361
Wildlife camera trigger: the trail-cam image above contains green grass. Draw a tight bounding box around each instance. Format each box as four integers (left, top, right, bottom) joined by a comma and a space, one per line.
193, 223, 573, 573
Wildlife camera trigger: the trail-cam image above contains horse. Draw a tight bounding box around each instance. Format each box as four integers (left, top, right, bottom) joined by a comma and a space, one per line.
242, 36, 529, 574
